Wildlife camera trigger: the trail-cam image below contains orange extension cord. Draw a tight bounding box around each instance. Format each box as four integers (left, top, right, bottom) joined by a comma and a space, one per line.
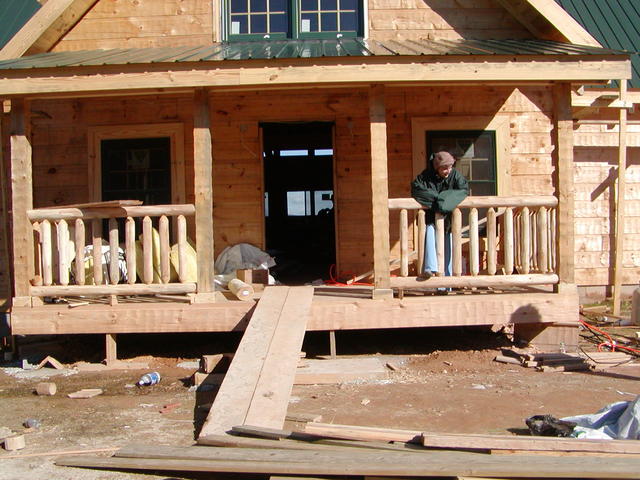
579, 317, 640, 355
325, 264, 373, 287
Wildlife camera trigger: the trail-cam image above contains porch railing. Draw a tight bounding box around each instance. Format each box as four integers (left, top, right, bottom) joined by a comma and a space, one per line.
388, 196, 558, 289
27, 204, 197, 298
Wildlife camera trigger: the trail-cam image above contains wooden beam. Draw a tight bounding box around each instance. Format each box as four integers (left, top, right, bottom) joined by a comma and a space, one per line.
9, 99, 34, 299
552, 83, 575, 286
0, 57, 631, 97
369, 85, 390, 294
0, 0, 98, 60
10, 289, 579, 335
193, 89, 214, 298
496, 0, 600, 47
613, 80, 628, 316
58, 444, 640, 478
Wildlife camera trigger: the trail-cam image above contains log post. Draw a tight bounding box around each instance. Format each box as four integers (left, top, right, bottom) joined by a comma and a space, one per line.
613, 80, 628, 315
193, 88, 215, 302
125, 217, 136, 284
504, 207, 514, 274
369, 85, 391, 299
9, 99, 34, 304
552, 83, 575, 289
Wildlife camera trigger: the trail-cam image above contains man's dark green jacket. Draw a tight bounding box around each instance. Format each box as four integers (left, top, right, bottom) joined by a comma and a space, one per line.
411, 167, 469, 229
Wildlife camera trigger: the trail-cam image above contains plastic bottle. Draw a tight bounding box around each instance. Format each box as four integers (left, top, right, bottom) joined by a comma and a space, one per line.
137, 372, 161, 387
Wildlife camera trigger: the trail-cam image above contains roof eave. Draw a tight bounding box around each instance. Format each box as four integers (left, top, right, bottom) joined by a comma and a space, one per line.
0, 54, 630, 98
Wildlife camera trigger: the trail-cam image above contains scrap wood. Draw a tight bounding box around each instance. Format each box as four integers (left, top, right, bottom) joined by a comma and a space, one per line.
304, 422, 422, 444
3, 447, 118, 459
67, 388, 103, 399
420, 432, 640, 454
36, 355, 65, 370
56, 444, 640, 478
222, 425, 421, 452
198, 432, 413, 453
285, 412, 322, 423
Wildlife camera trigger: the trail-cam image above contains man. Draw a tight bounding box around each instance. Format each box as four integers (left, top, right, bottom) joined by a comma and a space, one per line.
411, 151, 469, 279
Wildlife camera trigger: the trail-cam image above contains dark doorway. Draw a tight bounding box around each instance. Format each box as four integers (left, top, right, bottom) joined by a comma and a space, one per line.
262, 122, 335, 285
101, 137, 171, 205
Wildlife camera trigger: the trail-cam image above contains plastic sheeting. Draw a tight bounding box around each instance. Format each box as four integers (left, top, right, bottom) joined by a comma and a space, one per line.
562, 395, 640, 440
214, 243, 276, 275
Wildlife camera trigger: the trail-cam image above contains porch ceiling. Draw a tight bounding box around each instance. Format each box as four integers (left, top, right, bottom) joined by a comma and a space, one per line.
0, 38, 630, 98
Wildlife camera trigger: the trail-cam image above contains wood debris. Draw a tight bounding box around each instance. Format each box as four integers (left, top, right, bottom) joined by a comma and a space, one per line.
497, 348, 635, 371
67, 388, 103, 399
36, 355, 65, 370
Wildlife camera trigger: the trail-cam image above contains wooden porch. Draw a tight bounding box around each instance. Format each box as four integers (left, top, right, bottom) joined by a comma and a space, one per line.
6, 83, 580, 353
10, 192, 578, 355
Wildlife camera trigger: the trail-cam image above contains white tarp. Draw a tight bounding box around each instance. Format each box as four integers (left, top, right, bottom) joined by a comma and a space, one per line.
562, 395, 640, 440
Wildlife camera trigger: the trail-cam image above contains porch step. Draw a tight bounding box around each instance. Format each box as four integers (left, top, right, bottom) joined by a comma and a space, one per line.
198, 285, 314, 438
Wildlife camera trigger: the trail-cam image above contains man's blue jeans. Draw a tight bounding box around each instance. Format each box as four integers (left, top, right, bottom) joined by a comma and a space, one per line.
423, 223, 452, 276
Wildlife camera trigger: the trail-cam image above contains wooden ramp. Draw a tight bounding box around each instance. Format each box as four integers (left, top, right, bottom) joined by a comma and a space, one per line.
199, 286, 314, 438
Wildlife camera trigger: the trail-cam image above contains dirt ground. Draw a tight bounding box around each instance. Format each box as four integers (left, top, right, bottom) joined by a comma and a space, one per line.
1, 324, 639, 480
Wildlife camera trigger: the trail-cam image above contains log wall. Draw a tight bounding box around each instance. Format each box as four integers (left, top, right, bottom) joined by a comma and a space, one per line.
52, 0, 216, 51
48, 0, 531, 52
367, 0, 531, 42
385, 85, 556, 262
572, 114, 640, 286
24, 85, 634, 288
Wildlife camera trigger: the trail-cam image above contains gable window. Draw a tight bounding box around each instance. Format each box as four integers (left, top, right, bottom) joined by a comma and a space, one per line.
226, 0, 362, 40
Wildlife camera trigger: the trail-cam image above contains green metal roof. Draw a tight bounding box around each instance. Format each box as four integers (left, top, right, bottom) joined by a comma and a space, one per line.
556, 0, 640, 88
0, 38, 626, 70
0, 0, 40, 49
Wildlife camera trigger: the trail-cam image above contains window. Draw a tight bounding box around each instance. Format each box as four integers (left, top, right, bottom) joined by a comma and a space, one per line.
226, 0, 363, 40
426, 131, 497, 196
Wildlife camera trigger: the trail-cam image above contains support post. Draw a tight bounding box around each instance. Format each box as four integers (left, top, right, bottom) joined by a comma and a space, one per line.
552, 83, 575, 289
193, 88, 215, 303
105, 333, 117, 365
613, 80, 627, 316
10, 99, 34, 304
369, 85, 391, 299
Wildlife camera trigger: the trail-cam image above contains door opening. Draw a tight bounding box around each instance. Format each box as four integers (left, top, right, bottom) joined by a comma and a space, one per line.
262, 122, 335, 285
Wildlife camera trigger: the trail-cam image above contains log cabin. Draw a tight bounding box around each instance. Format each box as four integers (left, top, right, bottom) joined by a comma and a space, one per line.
0, 0, 633, 359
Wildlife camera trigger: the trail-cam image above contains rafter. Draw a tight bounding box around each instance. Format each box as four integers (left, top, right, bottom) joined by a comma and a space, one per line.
0, 0, 98, 60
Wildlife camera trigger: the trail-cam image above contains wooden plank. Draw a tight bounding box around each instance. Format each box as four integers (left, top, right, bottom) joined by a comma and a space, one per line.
421, 431, 640, 454
193, 88, 214, 295
369, 85, 391, 292
57, 444, 640, 478
198, 287, 296, 437
305, 422, 422, 443
243, 286, 314, 428
10, 99, 34, 298
0, 0, 99, 60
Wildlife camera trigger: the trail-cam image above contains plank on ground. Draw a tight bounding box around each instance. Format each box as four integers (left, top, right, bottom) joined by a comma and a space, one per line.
58, 444, 640, 478
421, 431, 640, 454
199, 286, 313, 437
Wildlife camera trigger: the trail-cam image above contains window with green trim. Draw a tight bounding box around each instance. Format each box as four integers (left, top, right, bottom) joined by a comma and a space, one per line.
226, 0, 362, 40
